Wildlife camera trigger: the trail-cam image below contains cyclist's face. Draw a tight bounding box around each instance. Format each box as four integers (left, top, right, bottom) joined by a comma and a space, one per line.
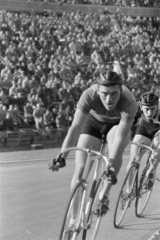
141, 105, 158, 121
98, 85, 121, 111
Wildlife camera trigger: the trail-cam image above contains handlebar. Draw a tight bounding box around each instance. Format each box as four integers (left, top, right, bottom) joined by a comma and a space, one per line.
130, 141, 155, 155
59, 146, 110, 172
60, 146, 118, 184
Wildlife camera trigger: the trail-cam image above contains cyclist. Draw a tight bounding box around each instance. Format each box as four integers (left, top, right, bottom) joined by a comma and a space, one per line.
127, 92, 160, 190
49, 70, 137, 216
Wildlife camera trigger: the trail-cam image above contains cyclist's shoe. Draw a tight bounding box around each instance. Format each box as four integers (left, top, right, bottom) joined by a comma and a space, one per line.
148, 172, 155, 189
144, 172, 155, 190
92, 195, 110, 216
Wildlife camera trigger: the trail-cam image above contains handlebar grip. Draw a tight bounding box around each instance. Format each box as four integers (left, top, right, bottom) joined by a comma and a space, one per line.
49, 159, 61, 171
54, 156, 66, 168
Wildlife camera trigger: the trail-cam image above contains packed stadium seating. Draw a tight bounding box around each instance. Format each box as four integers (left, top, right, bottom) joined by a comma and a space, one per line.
0, 2, 160, 151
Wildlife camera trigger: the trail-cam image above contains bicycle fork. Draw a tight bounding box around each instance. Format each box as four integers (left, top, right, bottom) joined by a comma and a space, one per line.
83, 179, 98, 230
75, 181, 88, 233
72, 179, 97, 232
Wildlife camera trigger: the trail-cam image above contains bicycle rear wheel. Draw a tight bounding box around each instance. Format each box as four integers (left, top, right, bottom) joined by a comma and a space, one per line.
135, 164, 156, 217
82, 178, 103, 240
59, 182, 85, 240
113, 163, 138, 228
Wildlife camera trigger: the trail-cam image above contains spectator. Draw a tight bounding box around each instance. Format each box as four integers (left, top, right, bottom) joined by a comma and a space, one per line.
91, 50, 102, 65
24, 101, 34, 126
22, 76, 30, 93
12, 104, 26, 128
55, 110, 67, 138
9, 81, 18, 98
113, 60, 124, 79
43, 108, 56, 129
30, 94, 43, 108
0, 8, 160, 135
74, 71, 84, 85
0, 101, 5, 127
33, 103, 45, 128
35, 116, 46, 135
2, 112, 15, 130
0, 89, 8, 106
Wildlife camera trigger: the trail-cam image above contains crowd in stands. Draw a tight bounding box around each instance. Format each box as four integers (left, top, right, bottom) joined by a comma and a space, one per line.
0, 8, 160, 136
33, 0, 160, 8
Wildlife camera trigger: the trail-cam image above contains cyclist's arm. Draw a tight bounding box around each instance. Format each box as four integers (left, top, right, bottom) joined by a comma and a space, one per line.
60, 108, 88, 159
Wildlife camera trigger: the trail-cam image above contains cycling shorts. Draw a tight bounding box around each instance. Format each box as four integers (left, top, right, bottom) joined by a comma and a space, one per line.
136, 119, 160, 140
81, 113, 120, 139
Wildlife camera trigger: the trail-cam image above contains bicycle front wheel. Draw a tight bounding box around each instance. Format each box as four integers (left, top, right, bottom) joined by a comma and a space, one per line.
135, 165, 156, 217
82, 178, 103, 240
113, 163, 138, 228
59, 182, 85, 240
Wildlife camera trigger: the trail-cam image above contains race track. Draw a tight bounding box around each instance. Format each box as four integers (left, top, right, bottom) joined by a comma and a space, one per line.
0, 147, 160, 240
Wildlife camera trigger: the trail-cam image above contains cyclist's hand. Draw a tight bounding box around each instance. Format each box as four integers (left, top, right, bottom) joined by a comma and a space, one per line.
49, 155, 66, 171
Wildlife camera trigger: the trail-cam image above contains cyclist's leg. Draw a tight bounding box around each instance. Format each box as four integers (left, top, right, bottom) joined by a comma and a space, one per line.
70, 114, 104, 192
96, 125, 131, 200
127, 119, 153, 171
100, 125, 131, 198
70, 133, 101, 192
152, 130, 160, 169
146, 130, 160, 183
69, 134, 101, 225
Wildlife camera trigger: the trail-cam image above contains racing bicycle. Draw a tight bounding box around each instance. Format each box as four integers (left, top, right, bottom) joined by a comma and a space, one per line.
58, 134, 117, 240
114, 140, 160, 228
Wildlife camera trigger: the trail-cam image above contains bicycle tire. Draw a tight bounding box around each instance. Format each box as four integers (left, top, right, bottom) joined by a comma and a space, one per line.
135, 162, 156, 217
82, 178, 103, 240
59, 181, 85, 240
113, 163, 138, 228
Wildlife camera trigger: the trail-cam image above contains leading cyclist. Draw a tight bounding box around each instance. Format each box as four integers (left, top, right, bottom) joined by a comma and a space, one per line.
127, 92, 160, 189
49, 70, 137, 215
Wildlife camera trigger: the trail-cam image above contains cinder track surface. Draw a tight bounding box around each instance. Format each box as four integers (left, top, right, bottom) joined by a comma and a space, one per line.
0, 147, 160, 240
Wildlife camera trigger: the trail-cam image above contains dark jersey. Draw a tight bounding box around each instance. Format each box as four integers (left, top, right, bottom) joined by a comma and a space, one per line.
77, 84, 137, 124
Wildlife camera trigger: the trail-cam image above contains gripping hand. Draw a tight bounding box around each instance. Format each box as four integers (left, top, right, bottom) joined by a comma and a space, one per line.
49, 155, 66, 171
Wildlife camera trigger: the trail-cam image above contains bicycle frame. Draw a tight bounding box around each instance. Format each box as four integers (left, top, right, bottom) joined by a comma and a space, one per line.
130, 141, 155, 164
113, 140, 156, 228
130, 141, 155, 190
130, 140, 159, 200
59, 146, 110, 232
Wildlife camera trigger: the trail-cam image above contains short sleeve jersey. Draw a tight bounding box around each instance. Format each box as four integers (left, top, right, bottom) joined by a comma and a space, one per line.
77, 84, 137, 124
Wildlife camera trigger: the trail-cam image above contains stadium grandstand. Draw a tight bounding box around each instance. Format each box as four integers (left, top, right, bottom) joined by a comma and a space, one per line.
0, 0, 160, 151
